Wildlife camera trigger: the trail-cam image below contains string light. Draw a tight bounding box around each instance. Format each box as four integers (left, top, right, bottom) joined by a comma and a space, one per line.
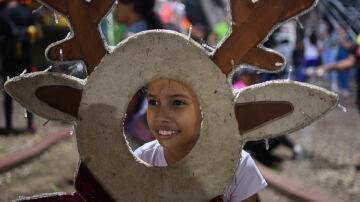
265, 139, 269, 150
59, 49, 63, 61
231, 60, 235, 69
44, 65, 53, 72
187, 25, 192, 44
295, 17, 304, 29
201, 42, 215, 52
23, 109, 28, 118
54, 12, 59, 24
287, 66, 293, 80
32, 5, 44, 14
20, 69, 27, 75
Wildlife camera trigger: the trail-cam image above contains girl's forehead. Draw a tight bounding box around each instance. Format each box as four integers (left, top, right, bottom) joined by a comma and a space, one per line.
148, 79, 197, 98
149, 79, 189, 91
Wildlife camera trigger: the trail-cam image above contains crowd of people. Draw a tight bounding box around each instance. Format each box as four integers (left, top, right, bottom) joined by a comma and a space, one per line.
0, 0, 42, 135
302, 22, 358, 98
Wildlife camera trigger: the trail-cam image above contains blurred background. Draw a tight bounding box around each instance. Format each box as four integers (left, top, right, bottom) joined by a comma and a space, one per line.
0, 0, 359, 201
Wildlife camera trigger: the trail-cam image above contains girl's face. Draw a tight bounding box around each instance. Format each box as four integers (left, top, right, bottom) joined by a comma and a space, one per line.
147, 79, 202, 152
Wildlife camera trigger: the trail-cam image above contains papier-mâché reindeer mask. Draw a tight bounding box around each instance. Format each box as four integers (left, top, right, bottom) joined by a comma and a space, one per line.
6, 0, 338, 201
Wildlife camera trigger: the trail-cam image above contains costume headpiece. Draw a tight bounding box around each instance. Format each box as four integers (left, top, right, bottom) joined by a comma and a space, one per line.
6, 0, 337, 201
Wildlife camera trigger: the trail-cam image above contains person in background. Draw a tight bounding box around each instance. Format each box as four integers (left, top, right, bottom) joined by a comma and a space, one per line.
318, 18, 338, 91
113, 0, 163, 148
0, 0, 42, 134
207, 15, 228, 47
292, 39, 305, 81
184, 0, 211, 43
300, 31, 321, 82
317, 36, 360, 111
334, 26, 355, 97
113, 0, 163, 38
158, 2, 181, 32
317, 34, 360, 171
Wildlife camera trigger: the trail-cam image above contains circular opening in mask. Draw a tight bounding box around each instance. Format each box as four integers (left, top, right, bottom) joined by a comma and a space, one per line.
124, 78, 202, 167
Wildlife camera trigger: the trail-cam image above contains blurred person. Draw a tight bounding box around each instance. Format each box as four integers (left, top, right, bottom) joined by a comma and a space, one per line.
300, 31, 321, 82
232, 68, 259, 90
334, 26, 355, 97
113, 0, 163, 38
207, 0, 229, 46
318, 19, 338, 91
317, 39, 360, 111
184, 0, 211, 43
113, 0, 163, 148
244, 135, 303, 167
317, 38, 360, 171
0, 0, 42, 134
207, 15, 228, 47
292, 38, 304, 81
158, 2, 181, 32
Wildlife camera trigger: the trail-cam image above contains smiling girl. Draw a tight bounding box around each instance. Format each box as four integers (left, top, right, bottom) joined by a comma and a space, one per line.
134, 78, 267, 202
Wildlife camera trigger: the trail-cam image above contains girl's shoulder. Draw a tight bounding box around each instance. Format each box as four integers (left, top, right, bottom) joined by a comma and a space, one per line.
134, 140, 167, 167
134, 140, 160, 156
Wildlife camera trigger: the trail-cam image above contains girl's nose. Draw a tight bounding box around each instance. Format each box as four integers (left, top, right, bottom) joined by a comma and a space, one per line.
156, 106, 171, 123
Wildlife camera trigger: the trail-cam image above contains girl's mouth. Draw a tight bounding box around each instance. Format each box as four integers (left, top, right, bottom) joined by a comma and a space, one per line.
157, 130, 179, 139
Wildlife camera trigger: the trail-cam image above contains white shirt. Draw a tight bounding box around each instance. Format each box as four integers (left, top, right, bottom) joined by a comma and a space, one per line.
303, 37, 320, 60
134, 140, 267, 202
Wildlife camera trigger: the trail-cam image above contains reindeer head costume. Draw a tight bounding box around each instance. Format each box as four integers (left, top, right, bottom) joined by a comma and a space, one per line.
6, 0, 337, 201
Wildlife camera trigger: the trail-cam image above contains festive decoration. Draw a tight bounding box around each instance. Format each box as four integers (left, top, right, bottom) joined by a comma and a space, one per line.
211, 0, 318, 76
5, 0, 337, 201
37, 0, 114, 74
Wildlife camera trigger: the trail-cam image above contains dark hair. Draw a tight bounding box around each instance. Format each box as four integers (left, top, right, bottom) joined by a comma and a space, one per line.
118, 0, 163, 29
310, 32, 317, 45
322, 17, 334, 35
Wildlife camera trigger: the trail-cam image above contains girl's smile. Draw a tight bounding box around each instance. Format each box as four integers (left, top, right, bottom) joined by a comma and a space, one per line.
157, 129, 179, 138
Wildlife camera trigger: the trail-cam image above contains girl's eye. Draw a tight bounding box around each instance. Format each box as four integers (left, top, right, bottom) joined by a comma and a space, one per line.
148, 99, 158, 106
173, 100, 187, 106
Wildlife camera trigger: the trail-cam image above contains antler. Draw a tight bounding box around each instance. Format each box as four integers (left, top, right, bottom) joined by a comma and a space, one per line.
211, 0, 317, 76
38, 0, 114, 75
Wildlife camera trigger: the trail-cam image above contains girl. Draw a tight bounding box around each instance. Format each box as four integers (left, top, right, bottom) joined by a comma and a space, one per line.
134, 78, 267, 202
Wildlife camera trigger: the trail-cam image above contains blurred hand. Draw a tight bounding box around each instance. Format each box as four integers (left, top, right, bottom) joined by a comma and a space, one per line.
305, 66, 326, 77
305, 67, 316, 76
316, 67, 326, 77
